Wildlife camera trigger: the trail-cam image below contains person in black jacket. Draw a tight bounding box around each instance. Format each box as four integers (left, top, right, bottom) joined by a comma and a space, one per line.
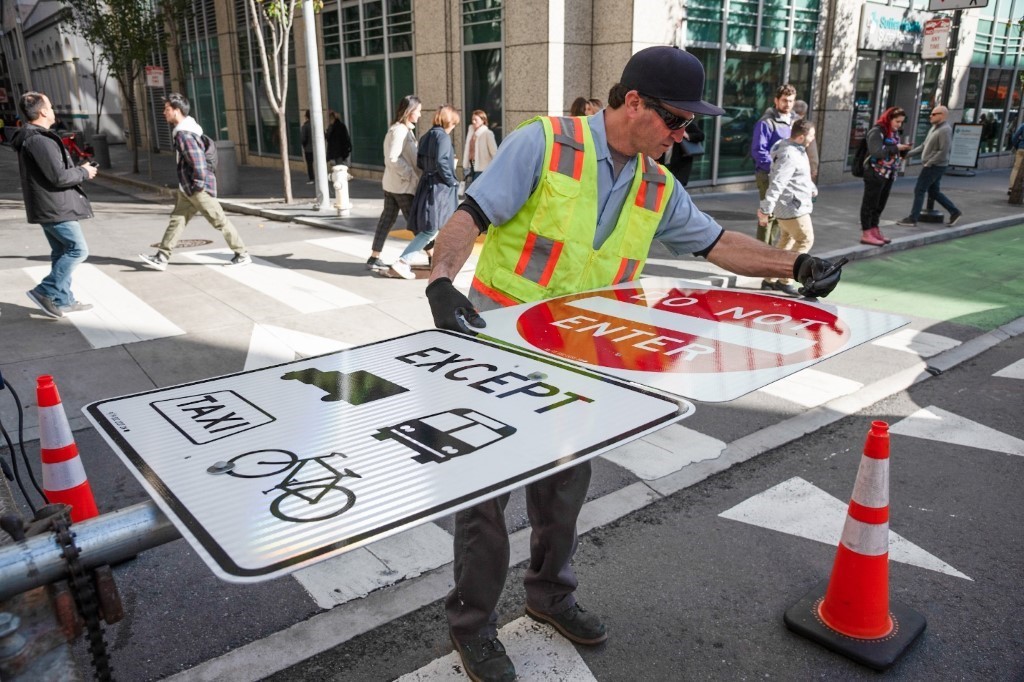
13, 91, 98, 319
326, 110, 352, 167
666, 118, 704, 186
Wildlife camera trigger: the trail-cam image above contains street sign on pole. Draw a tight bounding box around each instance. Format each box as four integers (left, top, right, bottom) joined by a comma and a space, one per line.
84, 330, 690, 583
145, 66, 164, 89
922, 17, 952, 59
479, 279, 908, 403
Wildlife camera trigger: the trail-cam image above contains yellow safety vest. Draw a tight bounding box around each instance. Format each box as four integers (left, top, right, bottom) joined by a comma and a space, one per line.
471, 116, 674, 309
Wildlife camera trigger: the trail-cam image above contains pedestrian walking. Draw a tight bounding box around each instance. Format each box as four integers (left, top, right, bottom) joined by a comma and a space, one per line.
895, 106, 962, 227
424, 46, 845, 682
792, 99, 819, 183
389, 105, 461, 279
365, 95, 422, 270
859, 106, 911, 246
461, 109, 497, 192
1008, 120, 1024, 195
13, 91, 99, 319
139, 93, 250, 271
326, 109, 352, 167
301, 110, 314, 183
757, 119, 818, 296
751, 84, 797, 245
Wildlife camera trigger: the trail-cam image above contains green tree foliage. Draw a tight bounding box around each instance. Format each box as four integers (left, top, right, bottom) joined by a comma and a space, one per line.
247, 0, 321, 203
62, 0, 163, 174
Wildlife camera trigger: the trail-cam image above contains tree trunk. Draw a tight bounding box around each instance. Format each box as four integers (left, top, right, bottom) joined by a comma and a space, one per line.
279, 110, 293, 204
120, 77, 141, 174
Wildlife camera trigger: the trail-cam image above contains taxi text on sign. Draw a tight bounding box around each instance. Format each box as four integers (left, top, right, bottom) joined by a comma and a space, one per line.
478, 278, 908, 402
84, 330, 690, 582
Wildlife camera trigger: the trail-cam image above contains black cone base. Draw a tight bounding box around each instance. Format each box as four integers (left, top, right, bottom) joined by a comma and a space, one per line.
784, 579, 926, 671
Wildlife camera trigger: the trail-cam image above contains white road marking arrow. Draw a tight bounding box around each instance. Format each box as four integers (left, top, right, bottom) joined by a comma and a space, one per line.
891, 406, 1024, 457
398, 616, 597, 681
720, 477, 970, 580
993, 359, 1024, 380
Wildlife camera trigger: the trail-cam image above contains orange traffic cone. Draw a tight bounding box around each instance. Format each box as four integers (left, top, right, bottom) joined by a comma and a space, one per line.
784, 421, 925, 671
37, 375, 98, 522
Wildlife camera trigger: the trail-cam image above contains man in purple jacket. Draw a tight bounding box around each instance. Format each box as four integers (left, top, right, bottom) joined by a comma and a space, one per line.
751, 84, 796, 245
13, 91, 98, 318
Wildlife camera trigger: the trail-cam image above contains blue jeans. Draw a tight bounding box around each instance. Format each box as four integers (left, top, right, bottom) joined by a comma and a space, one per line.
398, 228, 438, 261
910, 165, 958, 220
34, 220, 89, 307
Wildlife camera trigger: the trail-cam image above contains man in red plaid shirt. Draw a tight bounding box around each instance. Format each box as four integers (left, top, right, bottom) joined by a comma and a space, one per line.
139, 93, 250, 270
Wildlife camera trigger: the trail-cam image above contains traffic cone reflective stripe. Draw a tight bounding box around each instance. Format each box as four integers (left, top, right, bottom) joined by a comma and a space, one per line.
784, 420, 926, 671
37, 375, 98, 522
819, 421, 893, 638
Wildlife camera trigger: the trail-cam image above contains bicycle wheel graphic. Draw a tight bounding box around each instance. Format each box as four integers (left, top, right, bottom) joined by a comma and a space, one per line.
270, 485, 357, 523
227, 449, 298, 478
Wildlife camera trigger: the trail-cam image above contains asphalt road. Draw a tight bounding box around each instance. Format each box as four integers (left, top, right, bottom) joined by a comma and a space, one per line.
267, 332, 1024, 681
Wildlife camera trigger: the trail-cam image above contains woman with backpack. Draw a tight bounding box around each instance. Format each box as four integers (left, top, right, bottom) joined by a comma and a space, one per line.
858, 106, 911, 246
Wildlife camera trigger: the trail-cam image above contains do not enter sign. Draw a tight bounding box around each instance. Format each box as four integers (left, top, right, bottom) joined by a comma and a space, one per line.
479, 278, 908, 402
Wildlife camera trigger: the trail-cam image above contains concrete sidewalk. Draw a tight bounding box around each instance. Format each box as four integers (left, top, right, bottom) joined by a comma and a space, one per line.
90, 139, 1024, 263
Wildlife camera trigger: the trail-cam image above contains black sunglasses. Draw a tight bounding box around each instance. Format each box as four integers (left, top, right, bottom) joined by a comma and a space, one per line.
642, 97, 695, 131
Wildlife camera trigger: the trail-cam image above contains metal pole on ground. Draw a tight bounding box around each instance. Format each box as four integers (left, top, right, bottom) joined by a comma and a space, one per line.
303, 0, 330, 211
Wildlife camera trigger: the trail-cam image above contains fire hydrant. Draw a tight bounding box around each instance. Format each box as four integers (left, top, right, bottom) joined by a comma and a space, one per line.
331, 164, 353, 217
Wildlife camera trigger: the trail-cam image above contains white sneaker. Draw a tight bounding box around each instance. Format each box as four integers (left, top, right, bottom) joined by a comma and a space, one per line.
388, 259, 415, 280
139, 253, 169, 271
228, 253, 252, 267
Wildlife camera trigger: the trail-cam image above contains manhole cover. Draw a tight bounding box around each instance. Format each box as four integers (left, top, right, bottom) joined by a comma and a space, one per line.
150, 239, 213, 248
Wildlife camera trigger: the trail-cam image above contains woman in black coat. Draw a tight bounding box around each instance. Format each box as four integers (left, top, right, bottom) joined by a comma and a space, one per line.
387, 105, 461, 279
667, 119, 705, 187
326, 110, 352, 166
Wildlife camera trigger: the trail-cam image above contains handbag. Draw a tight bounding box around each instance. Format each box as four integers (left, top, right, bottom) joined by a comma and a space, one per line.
680, 139, 704, 156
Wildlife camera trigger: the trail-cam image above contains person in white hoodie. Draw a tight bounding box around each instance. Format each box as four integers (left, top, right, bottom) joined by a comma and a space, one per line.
757, 118, 817, 296
366, 95, 422, 269
139, 92, 249, 270
461, 109, 497, 192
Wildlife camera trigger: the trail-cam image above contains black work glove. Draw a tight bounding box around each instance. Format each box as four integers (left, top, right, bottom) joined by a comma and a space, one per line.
425, 278, 486, 335
793, 254, 847, 298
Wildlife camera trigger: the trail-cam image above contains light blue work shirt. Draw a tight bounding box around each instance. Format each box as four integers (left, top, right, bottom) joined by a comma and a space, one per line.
466, 110, 724, 257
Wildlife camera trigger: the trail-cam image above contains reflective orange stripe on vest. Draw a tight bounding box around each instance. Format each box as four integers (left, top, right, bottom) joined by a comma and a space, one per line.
635, 155, 668, 212
613, 258, 641, 283
471, 276, 520, 307
514, 232, 564, 287
549, 117, 584, 180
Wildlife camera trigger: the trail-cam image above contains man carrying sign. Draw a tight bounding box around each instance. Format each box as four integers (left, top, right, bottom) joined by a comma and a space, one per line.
425, 46, 844, 682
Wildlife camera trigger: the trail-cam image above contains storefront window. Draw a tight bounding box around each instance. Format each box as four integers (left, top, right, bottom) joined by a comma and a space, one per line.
849, 58, 879, 168
913, 63, 942, 148
685, 0, 722, 44
981, 69, 1011, 153
686, 47, 717, 185
719, 51, 786, 179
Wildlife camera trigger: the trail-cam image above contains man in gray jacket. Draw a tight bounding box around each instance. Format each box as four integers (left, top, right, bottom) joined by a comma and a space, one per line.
896, 106, 962, 227
13, 91, 98, 319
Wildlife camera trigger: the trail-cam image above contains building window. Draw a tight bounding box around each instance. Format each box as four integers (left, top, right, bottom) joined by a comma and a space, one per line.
324, 0, 414, 167
462, 0, 503, 141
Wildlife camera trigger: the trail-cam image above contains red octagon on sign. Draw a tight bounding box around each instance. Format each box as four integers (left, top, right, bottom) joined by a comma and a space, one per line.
515, 286, 851, 374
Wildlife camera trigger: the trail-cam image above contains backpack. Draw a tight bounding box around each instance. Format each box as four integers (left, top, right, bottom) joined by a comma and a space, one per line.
851, 133, 869, 178
200, 134, 218, 174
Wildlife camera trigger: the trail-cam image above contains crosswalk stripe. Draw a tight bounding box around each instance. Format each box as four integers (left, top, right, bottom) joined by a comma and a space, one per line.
757, 368, 863, 408
871, 327, 960, 357
293, 523, 453, 609
309, 234, 478, 289
182, 249, 371, 312
244, 323, 353, 371
398, 616, 598, 681
24, 264, 185, 349
603, 424, 725, 480
890, 406, 1024, 456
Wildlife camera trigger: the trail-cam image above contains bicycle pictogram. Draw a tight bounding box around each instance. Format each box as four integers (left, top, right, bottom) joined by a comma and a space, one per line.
225, 449, 362, 523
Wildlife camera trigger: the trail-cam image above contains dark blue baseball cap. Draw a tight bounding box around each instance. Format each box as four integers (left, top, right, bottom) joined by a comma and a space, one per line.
620, 46, 725, 117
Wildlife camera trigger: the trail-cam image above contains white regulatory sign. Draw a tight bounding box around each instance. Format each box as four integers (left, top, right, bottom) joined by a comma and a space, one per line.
478, 278, 908, 403
84, 330, 690, 582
